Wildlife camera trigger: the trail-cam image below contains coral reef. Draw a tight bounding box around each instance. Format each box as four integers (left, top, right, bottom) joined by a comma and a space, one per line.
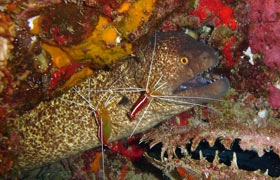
247, 0, 280, 109
248, 0, 280, 72
1, 0, 280, 179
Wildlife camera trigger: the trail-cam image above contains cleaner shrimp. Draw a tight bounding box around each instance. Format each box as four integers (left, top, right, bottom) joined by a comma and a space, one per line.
59, 71, 151, 179
60, 75, 126, 180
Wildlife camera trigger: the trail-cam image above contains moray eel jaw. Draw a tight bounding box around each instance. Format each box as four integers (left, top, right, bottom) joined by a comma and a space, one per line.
136, 32, 230, 105
172, 78, 230, 104
172, 68, 230, 104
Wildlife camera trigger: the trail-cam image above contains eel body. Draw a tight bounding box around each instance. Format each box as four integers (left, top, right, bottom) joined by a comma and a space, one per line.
15, 32, 229, 169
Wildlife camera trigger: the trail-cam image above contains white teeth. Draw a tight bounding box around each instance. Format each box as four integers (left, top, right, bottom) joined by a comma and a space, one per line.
232, 152, 238, 169
199, 150, 204, 160
180, 84, 188, 89
264, 169, 269, 176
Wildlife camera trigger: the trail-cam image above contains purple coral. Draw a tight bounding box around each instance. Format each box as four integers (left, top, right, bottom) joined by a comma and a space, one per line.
248, 0, 280, 71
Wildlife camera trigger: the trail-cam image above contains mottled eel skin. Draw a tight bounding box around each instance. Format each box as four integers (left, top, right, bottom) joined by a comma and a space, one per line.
15, 32, 229, 169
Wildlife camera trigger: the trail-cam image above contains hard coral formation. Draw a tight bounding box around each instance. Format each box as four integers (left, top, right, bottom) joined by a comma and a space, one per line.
0, 108, 20, 177
248, 0, 280, 72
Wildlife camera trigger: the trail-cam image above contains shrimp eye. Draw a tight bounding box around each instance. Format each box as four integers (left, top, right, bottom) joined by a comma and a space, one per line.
180, 57, 189, 65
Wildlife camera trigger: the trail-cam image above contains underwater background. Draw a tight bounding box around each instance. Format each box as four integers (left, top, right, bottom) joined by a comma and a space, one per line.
0, 0, 280, 179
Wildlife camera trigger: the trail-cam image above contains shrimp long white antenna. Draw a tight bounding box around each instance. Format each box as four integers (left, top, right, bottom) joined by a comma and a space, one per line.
100, 117, 105, 180
59, 98, 88, 107
104, 94, 116, 108
108, 74, 123, 90
93, 87, 146, 93
130, 98, 154, 137
154, 81, 167, 92
60, 86, 97, 112
73, 87, 95, 110
112, 87, 145, 91
146, 32, 157, 92
155, 96, 222, 114
88, 78, 91, 101
152, 74, 163, 89
150, 95, 225, 102
95, 75, 122, 109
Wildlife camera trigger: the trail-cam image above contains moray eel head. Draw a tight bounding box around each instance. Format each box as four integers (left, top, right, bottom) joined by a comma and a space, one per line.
136, 32, 230, 104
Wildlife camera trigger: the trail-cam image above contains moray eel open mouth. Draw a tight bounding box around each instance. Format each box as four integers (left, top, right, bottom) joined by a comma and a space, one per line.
173, 63, 226, 94
172, 68, 230, 105
172, 73, 230, 106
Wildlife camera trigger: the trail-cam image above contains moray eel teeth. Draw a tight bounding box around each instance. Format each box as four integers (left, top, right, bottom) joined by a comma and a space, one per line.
173, 68, 227, 94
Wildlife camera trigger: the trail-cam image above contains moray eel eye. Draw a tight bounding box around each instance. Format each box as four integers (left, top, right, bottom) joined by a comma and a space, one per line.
180, 57, 189, 65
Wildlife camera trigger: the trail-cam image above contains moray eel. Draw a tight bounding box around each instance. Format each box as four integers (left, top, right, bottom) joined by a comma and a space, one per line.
15, 32, 229, 169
